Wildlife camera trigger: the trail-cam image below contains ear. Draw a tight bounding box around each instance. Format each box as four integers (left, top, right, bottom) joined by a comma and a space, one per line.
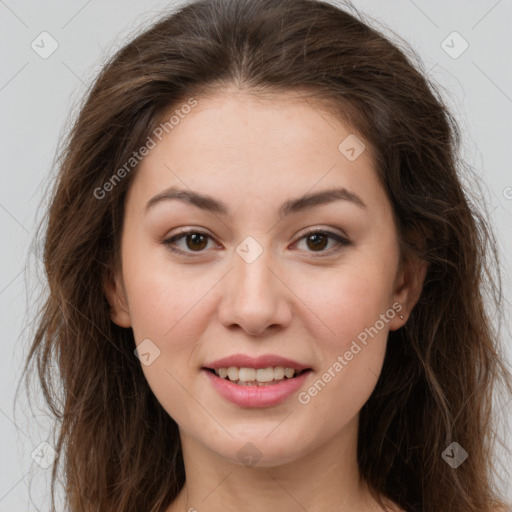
388, 254, 429, 331
103, 269, 132, 328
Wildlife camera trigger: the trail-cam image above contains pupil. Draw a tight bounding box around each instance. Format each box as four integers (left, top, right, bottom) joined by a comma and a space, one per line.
187, 233, 207, 251
307, 233, 327, 251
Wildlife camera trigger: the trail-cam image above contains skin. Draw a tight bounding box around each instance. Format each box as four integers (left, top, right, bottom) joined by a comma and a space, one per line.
105, 87, 427, 512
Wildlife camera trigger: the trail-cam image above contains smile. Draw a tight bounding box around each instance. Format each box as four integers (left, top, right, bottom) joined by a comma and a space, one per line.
209, 366, 308, 386
202, 367, 312, 408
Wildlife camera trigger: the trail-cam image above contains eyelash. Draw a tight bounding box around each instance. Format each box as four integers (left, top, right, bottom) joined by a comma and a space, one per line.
162, 227, 351, 258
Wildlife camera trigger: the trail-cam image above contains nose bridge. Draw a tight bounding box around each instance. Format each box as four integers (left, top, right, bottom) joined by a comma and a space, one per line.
236, 243, 274, 295
218, 235, 290, 334
233, 236, 279, 307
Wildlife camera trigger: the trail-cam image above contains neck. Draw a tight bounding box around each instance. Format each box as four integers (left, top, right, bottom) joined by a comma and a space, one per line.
167, 415, 397, 512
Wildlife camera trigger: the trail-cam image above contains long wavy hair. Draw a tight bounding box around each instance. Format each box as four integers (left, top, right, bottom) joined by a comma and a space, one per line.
21, 0, 512, 510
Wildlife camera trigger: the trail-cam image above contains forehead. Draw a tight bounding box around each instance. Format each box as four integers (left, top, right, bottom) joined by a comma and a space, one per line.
156, 88, 363, 163
128, 88, 387, 217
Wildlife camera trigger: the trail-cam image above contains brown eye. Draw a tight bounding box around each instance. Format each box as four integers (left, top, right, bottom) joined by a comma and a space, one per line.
305, 232, 329, 251
163, 228, 350, 258
183, 232, 209, 251
295, 229, 350, 257
163, 230, 215, 255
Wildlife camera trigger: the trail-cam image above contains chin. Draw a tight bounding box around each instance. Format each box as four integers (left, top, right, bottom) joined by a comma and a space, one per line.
208, 432, 312, 469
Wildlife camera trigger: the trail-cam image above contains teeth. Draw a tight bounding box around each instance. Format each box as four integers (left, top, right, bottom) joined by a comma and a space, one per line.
227, 367, 239, 380
284, 367, 294, 379
238, 368, 255, 381
274, 366, 285, 379
256, 367, 274, 382
214, 366, 302, 383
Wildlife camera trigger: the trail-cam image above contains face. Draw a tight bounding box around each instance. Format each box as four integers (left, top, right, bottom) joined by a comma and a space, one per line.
106, 87, 425, 467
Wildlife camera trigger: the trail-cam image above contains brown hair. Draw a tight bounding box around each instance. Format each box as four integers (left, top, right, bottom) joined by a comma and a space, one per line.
22, 0, 512, 510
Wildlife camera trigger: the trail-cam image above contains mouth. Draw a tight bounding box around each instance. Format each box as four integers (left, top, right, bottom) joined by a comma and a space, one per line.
202, 364, 313, 408
202, 366, 313, 387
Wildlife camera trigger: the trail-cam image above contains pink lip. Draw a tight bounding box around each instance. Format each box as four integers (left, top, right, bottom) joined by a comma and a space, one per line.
203, 353, 311, 371
203, 368, 312, 408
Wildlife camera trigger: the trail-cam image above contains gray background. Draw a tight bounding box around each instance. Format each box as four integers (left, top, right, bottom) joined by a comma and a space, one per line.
1, 0, 511, 510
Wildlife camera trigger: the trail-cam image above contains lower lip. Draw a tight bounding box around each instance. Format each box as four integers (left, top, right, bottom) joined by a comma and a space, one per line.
203, 369, 312, 408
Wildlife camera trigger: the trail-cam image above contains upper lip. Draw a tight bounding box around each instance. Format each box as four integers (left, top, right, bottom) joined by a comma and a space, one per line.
203, 353, 312, 371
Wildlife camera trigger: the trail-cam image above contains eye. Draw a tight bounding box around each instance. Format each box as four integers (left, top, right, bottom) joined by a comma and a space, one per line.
293, 228, 350, 257
162, 227, 350, 257
163, 229, 217, 256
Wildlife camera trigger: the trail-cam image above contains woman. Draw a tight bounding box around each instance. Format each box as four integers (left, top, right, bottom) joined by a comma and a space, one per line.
24, 0, 512, 510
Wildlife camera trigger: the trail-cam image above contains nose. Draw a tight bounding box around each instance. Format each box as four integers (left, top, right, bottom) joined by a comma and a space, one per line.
217, 244, 292, 336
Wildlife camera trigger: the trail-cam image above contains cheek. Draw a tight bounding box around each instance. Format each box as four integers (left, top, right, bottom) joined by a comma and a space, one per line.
297, 315, 389, 431
122, 241, 213, 342
124, 264, 211, 420
120, 250, 213, 404
289, 258, 395, 347
290, 259, 395, 410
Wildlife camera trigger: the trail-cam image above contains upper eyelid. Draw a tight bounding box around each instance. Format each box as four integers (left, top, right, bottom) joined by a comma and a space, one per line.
166, 226, 348, 242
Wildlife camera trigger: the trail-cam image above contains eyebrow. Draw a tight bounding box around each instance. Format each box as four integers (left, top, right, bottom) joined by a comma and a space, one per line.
145, 185, 367, 217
